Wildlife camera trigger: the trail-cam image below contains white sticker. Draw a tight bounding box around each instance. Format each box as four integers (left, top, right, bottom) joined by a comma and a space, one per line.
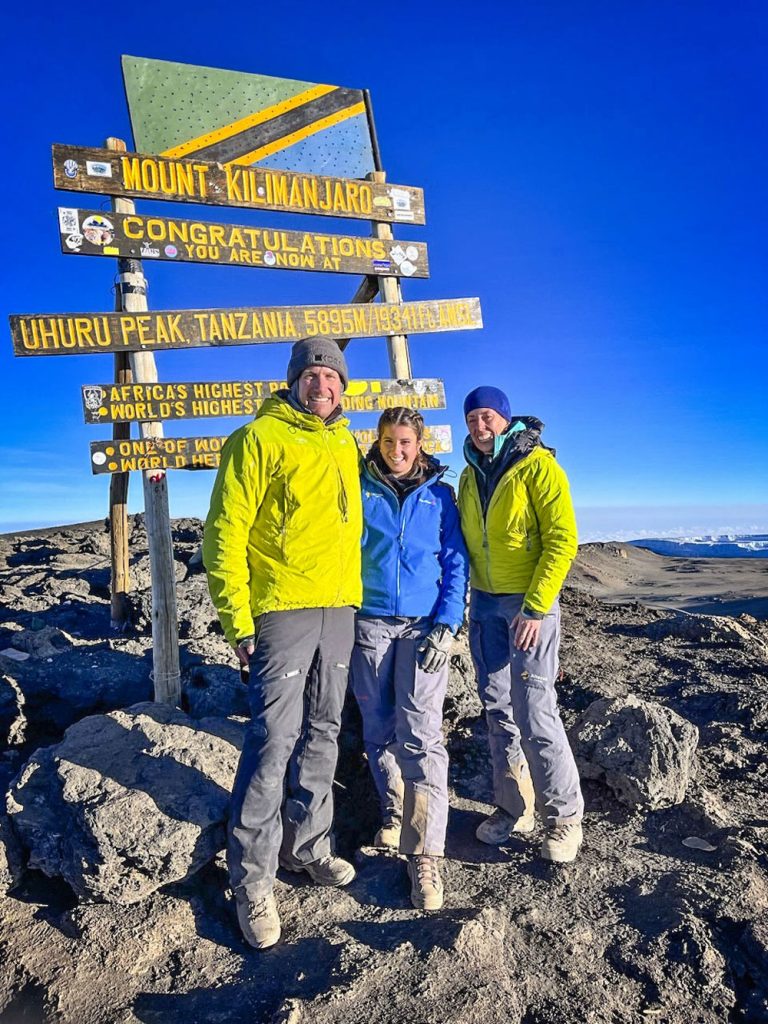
83, 387, 104, 410
405, 246, 419, 262
393, 209, 415, 222
92, 451, 107, 466
58, 208, 80, 234
390, 245, 407, 266
388, 187, 412, 213
86, 160, 113, 178
65, 233, 83, 251
63, 159, 78, 179
263, 250, 276, 267
400, 260, 416, 277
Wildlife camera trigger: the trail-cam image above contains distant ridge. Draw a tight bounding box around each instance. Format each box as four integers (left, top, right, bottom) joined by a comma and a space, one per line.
629, 534, 768, 559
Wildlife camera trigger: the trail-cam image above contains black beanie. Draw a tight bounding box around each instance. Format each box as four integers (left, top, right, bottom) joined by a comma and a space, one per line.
286, 336, 349, 389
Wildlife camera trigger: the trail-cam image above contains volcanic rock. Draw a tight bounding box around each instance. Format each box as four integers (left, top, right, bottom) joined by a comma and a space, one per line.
569, 693, 699, 808
7, 702, 244, 903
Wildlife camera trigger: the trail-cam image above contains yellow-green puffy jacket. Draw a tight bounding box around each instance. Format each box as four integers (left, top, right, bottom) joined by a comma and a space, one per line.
203, 395, 362, 644
458, 447, 577, 614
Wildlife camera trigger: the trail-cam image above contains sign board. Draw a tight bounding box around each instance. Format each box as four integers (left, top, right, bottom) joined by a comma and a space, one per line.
122, 56, 375, 179
10, 299, 481, 357
53, 145, 425, 225
82, 379, 446, 423
57, 208, 429, 278
90, 426, 453, 474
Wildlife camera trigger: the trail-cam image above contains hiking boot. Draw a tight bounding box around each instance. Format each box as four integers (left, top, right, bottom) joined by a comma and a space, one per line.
374, 819, 402, 850
407, 855, 444, 911
234, 891, 281, 950
475, 807, 535, 844
281, 855, 356, 887
541, 822, 583, 864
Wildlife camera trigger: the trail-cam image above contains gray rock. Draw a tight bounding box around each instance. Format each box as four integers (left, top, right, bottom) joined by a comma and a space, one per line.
182, 663, 249, 719
0, 673, 26, 745
569, 694, 699, 808
0, 809, 25, 894
7, 702, 245, 904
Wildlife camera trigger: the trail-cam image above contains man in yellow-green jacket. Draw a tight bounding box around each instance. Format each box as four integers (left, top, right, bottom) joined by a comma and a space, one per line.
458, 386, 584, 864
203, 337, 362, 949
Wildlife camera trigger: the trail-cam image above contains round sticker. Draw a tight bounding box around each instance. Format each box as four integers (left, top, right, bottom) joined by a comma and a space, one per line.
92, 452, 107, 466
164, 245, 178, 258
65, 233, 83, 251
405, 246, 419, 262
263, 250, 276, 267
82, 215, 114, 247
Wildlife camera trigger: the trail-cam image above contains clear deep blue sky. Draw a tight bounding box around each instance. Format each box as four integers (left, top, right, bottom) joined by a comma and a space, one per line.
1, 2, 766, 537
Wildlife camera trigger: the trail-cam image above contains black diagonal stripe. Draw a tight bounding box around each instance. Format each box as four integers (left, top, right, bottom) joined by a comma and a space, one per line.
188, 87, 364, 164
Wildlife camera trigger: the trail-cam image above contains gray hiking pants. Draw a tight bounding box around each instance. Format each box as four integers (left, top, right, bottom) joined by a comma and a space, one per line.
469, 591, 583, 824
227, 607, 354, 899
350, 616, 449, 856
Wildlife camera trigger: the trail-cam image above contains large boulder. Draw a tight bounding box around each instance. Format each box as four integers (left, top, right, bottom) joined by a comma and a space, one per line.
7, 702, 245, 904
569, 694, 698, 809
0, 672, 26, 745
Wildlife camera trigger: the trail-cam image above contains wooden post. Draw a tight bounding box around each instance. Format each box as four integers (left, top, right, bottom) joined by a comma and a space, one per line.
106, 138, 181, 705
368, 171, 412, 378
108, 348, 132, 629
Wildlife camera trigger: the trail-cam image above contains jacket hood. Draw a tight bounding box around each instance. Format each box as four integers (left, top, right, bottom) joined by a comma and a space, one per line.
256, 391, 350, 432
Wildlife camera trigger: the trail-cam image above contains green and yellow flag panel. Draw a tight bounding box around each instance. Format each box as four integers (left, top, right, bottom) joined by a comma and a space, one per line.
122, 56, 375, 178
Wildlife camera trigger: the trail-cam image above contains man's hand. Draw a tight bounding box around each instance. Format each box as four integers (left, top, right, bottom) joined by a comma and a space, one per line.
235, 636, 255, 667
417, 624, 454, 673
511, 614, 542, 652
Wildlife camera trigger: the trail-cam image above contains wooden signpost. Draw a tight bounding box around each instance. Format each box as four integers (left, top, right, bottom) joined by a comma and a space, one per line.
53, 144, 426, 224
8, 60, 484, 708
57, 207, 430, 277
11, 298, 482, 356
82, 378, 447, 424
89, 426, 454, 474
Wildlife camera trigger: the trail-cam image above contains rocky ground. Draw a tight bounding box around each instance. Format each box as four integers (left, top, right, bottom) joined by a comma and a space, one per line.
0, 518, 766, 1024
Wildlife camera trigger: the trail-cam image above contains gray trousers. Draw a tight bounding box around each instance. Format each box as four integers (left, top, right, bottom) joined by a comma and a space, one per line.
227, 607, 354, 898
350, 616, 449, 857
469, 590, 584, 824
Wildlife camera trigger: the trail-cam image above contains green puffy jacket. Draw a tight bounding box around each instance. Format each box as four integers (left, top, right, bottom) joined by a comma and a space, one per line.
203, 394, 362, 644
458, 447, 577, 614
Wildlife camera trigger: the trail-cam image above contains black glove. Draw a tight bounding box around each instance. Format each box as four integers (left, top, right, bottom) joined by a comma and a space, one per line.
417, 624, 454, 673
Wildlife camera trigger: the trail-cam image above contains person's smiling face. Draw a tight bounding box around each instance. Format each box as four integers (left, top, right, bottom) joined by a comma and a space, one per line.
466, 407, 510, 453
379, 425, 421, 476
298, 366, 342, 419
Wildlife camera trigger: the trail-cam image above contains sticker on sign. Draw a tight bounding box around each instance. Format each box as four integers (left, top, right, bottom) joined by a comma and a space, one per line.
58, 208, 80, 234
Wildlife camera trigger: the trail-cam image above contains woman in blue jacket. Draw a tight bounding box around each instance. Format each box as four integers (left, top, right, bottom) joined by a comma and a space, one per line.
350, 407, 468, 911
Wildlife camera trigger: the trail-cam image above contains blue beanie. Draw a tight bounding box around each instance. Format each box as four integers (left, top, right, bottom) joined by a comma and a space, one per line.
463, 386, 511, 422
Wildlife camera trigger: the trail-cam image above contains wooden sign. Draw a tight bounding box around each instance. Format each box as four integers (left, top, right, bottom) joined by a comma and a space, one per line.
53, 145, 426, 225
57, 208, 429, 278
90, 426, 453, 474
10, 299, 481, 357
82, 379, 446, 423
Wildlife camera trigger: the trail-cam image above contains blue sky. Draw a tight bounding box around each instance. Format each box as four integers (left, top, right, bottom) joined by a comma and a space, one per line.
1, 2, 766, 538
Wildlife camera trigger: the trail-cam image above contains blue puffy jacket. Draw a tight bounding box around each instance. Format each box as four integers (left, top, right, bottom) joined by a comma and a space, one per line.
359, 456, 469, 632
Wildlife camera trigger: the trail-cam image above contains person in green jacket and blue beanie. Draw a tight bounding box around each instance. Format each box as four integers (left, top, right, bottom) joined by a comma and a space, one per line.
203, 337, 362, 950
458, 386, 584, 863
350, 407, 468, 910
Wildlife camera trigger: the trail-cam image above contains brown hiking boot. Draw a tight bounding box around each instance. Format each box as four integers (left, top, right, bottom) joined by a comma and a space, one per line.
541, 822, 583, 864
280, 854, 356, 886
407, 855, 444, 911
234, 891, 281, 950
374, 819, 402, 850
475, 807, 535, 844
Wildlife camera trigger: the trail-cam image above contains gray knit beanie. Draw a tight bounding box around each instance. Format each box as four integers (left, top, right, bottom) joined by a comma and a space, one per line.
286, 336, 349, 389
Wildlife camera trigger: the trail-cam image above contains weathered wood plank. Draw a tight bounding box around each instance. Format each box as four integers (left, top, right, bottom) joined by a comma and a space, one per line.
82, 378, 446, 423
53, 144, 426, 225
56, 207, 429, 278
89, 425, 453, 473
10, 298, 481, 356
